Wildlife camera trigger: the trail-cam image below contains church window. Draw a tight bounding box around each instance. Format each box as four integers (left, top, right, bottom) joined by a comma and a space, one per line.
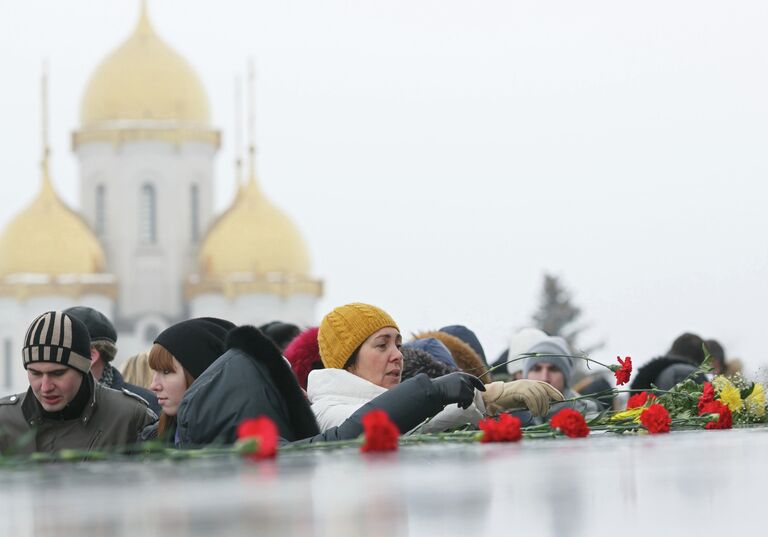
191, 184, 200, 242
140, 183, 157, 244
95, 184, 106, 235
3, 338, 12, 389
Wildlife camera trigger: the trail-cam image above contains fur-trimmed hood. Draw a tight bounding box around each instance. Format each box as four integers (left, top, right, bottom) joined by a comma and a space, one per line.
629, 355, 697, 391
412, 331, 487, 376
225, 325, 320, 439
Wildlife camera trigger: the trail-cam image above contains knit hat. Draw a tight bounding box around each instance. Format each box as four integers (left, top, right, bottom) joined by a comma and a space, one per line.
284, 327, 322, 390
522, 336, 574, 389
154, 317, 235, 379
64, 306, 117, 344
403, 338, 457, 370
439, 325, 487, 365
412, 330, 487, 376
401, 347, 455, 381
22, 311, 92, 374
508, 328, 548, 375
318, 303, 399, 370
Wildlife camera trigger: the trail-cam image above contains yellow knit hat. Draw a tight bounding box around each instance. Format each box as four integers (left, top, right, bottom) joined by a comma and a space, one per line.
318, 303, 399, 370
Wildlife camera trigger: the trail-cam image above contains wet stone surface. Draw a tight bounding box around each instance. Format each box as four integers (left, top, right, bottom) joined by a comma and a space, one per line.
0, 428, 764, 536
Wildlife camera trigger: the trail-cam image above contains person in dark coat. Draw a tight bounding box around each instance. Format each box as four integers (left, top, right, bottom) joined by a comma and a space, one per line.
176, 306, 494, 446
259, 321, 301, 352
142, 318, 234, 443
64, 306, 160, 415
629, 355, 703, 391
0, 311, 156, 455
630, 332, 709, 392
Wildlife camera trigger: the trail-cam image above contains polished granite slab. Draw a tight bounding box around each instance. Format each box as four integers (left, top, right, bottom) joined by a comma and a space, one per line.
1, 428, 763, 536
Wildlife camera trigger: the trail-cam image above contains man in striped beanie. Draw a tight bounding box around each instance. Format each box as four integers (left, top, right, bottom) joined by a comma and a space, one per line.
0, 311, 157, 456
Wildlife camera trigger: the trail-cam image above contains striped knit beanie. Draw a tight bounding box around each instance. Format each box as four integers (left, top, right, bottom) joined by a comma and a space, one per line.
22, 311, 92, 374
318, 303, 399, 370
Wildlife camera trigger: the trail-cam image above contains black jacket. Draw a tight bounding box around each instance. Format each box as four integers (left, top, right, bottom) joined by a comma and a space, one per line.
106, 366, 161, 416
176, 325, 447, 447
630, 355, 704, 391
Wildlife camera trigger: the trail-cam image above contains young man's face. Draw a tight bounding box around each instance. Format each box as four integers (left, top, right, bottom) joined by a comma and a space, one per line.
27, 363, 84, 412
526, 362, 566, 393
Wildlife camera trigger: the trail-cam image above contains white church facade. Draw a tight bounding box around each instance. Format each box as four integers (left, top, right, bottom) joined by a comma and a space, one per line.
0, 3, 322, 394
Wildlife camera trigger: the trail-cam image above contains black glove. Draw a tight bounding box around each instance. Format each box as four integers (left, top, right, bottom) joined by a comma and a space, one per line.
431, 372, 486, 409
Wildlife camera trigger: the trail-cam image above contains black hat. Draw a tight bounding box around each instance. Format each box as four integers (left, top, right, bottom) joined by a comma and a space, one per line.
23, 311, 92, 374
258, 321, 301, 351
64, 306, 117, 344
154, 317, 235, 379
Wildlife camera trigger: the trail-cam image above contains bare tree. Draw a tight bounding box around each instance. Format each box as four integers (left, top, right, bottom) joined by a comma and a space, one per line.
532, 273, 603, 359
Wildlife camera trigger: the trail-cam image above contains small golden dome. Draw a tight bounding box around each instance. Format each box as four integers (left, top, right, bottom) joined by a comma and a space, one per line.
198, 175, 311, 278
0, 161, 107, 277
80, 2, 210, 127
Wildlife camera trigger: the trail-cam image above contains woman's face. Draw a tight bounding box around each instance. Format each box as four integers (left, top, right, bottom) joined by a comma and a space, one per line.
149, 355, 188, 416
348, 327, 403, 389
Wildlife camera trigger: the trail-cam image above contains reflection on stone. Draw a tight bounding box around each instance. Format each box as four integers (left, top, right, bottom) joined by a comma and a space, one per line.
0, 429, 765, 536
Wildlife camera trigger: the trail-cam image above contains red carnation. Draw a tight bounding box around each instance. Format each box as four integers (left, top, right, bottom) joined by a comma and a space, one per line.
640, 403, 671, 434
361, 410, 400, 452
699, 400, 733, 430
549, 408, 590, 438
479, 414, 523, 443
237, 416, 279, 459
613, 356, 632, 386
627, 391, 656, 409
697, 382, 716, 413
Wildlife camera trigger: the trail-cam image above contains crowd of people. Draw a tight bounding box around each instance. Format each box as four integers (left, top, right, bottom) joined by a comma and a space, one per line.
0, 303, 732, 455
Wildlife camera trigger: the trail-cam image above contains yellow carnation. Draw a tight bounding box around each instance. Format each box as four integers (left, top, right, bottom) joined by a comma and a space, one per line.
610, 408, 643, 423
745, 383, 766, 418
718, 383, 743, 413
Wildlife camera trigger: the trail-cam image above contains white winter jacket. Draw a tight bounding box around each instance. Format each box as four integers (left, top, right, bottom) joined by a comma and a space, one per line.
307, 369, 485, 433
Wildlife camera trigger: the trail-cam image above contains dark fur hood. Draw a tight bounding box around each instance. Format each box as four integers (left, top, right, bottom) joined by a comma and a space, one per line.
225, 325, 320, 438
630, 355, 694, 391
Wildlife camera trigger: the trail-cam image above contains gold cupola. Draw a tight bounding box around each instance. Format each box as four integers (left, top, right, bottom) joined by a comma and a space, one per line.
187, 162, 323, 299
0, 69, 116, 299
0, 157, 107, 278
73, 1, 219, 148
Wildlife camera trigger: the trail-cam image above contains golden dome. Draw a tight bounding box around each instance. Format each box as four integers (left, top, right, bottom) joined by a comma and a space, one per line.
0, 160, 107, 277
198, 174, 311, 278
80, 2, 210, 127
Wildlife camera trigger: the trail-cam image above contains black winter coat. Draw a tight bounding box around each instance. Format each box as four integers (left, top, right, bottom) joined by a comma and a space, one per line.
107, 366, 161, 416
176, 325, 447, 446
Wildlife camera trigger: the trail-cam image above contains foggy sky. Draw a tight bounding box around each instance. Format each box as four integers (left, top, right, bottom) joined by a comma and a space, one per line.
1, 0, 766, 376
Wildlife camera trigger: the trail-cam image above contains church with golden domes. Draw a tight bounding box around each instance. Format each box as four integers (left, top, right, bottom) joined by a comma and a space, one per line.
0, 2, 322, 393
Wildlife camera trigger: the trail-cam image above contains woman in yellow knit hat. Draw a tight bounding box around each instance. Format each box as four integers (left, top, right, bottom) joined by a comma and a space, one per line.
309, 303, 564, 433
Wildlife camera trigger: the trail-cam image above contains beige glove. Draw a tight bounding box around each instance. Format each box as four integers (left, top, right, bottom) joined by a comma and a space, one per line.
482, 380, 564, 417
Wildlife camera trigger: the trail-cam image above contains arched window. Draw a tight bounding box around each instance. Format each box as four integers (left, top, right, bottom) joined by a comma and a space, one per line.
95, 184, 106, 235
190, 184, 200, 242
140, 183, 157, 244
3, 338, 12, 389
